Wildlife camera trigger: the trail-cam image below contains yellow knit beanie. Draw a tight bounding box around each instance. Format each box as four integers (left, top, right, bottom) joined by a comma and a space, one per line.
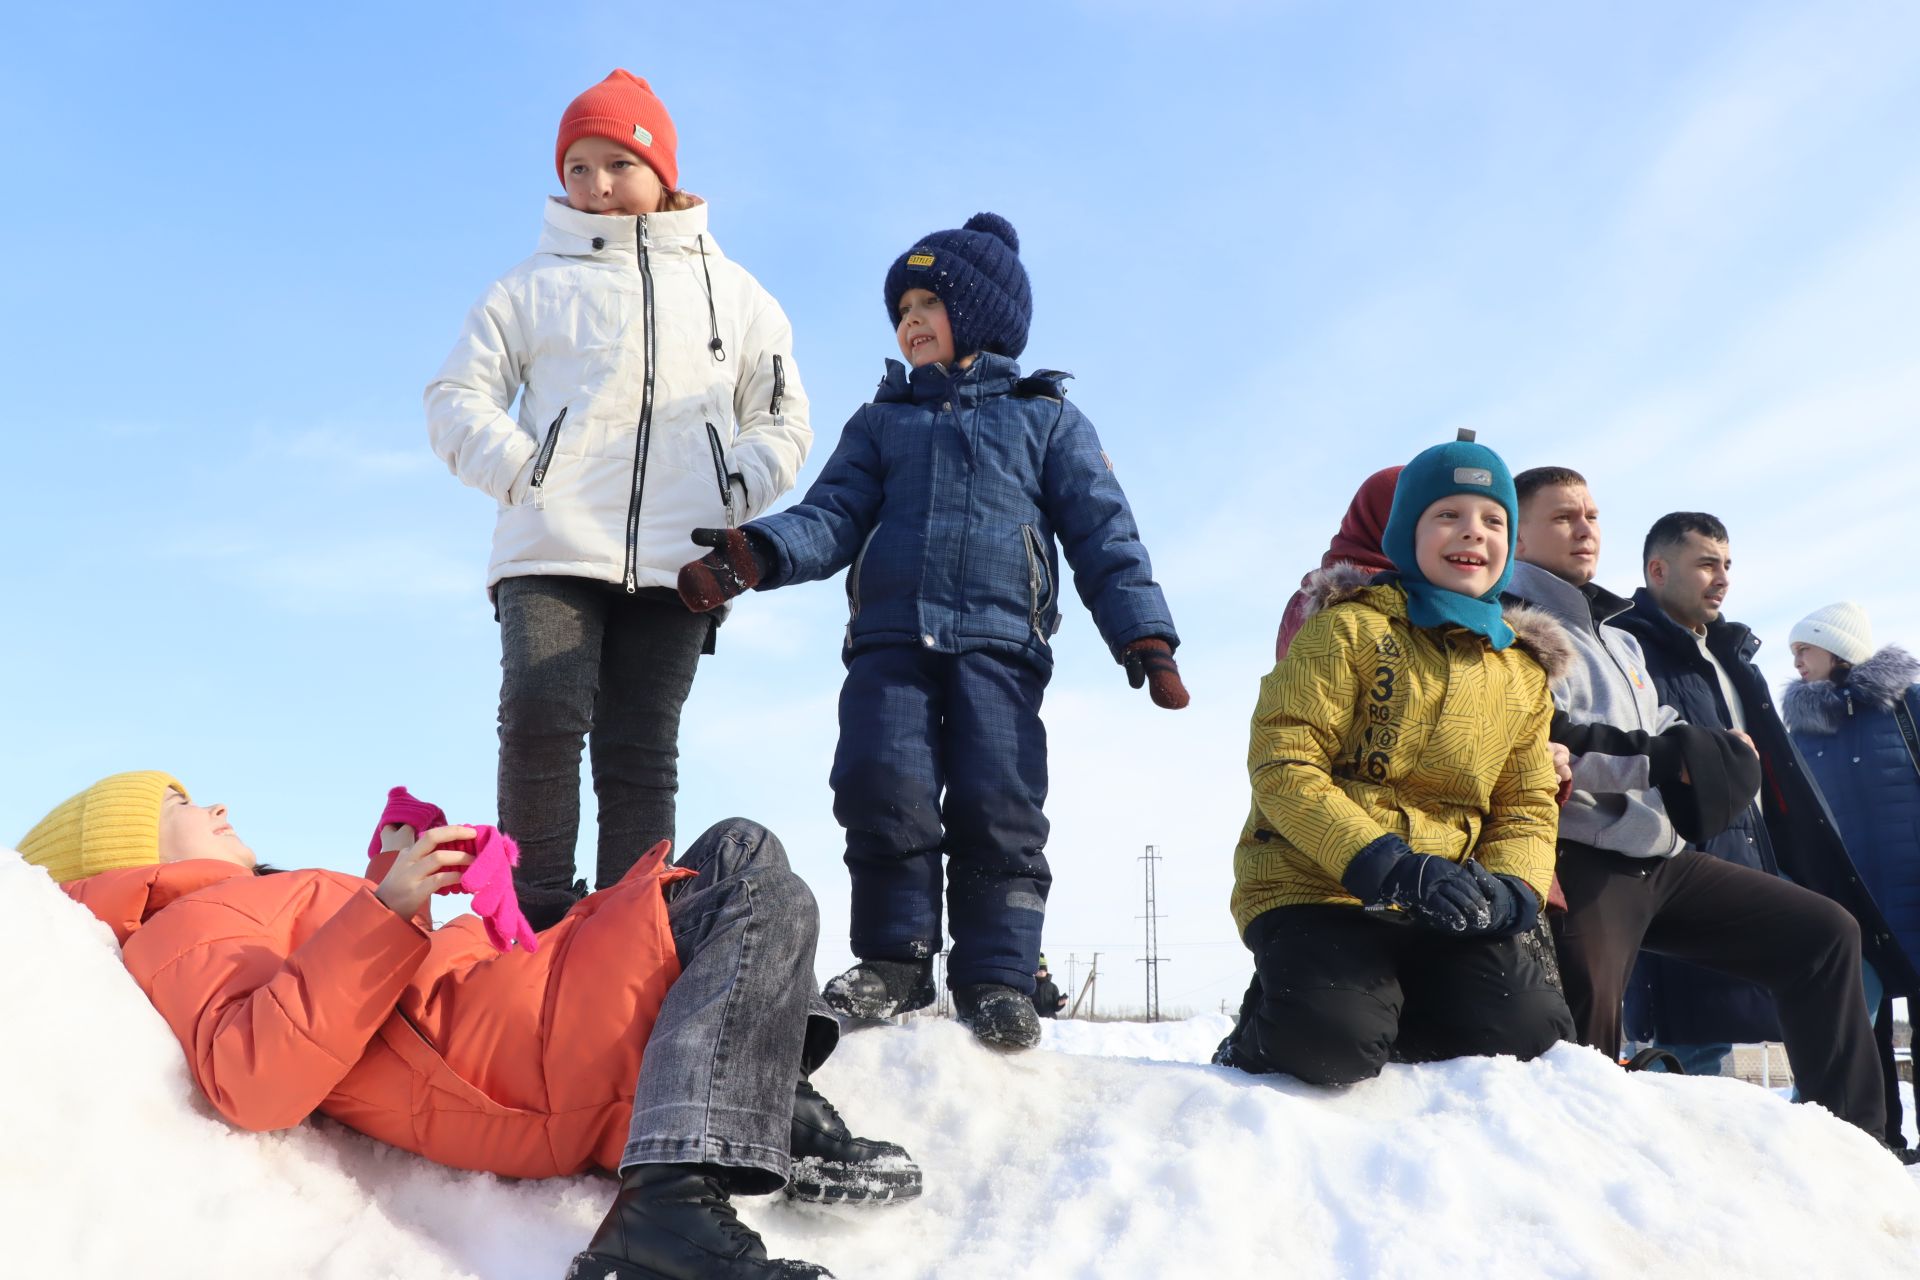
16, 771, 189, 884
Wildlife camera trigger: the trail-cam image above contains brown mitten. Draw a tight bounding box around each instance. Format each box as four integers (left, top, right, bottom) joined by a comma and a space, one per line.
676, 527, 767, 612
1122, 638, 1190, 710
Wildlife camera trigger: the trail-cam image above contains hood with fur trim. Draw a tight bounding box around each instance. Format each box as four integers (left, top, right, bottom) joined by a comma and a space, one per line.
1300, 563, 1575, 686
1783, 645, 1920, 734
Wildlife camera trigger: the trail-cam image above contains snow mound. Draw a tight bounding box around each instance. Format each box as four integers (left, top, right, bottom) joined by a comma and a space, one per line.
7, 847, 1919, 1279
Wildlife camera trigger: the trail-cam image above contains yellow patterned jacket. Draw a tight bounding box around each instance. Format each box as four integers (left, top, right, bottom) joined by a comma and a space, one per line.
1231, 566, 1574, 935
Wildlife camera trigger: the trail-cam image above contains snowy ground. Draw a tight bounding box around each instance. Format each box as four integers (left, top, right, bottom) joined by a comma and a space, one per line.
7, 848, 1920, 1280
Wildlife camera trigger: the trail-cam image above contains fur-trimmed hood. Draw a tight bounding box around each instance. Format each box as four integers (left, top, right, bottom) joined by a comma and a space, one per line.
1300, 562, 1575, 685
1782, 645, 1920, 734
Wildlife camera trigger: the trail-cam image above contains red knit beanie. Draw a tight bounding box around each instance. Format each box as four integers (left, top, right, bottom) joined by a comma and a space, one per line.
555, 70, 679, 190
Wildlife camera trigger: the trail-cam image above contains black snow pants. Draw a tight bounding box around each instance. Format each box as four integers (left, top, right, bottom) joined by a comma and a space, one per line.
1226, 904, 1574, 1085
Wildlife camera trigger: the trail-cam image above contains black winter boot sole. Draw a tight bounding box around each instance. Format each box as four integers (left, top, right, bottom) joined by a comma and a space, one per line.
785, 1154, 924, 1206
822, 959, 937, 1021
951, 983, 1043, 1051
567, 1256, 831, 1279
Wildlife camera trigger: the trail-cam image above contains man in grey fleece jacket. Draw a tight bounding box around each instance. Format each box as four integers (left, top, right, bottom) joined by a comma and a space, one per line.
1507, 467, 1889, 1147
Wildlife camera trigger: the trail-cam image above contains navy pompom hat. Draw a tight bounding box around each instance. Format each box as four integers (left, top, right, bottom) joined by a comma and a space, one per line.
1381, 430, 1520, 649
883, 212, 1033, 360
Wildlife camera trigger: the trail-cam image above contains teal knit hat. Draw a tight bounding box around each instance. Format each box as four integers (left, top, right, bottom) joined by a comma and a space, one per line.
1381, 430, 1518, 649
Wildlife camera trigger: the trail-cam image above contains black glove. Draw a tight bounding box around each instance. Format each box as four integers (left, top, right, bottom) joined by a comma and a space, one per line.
1341, 835, 1492, 933
1459, 860, 1539, 938
676, 527, 770, 613
1659, 725, 1762, 844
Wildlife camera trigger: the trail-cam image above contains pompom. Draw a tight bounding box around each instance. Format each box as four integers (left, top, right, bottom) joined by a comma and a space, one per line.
963, 212, 1019, 253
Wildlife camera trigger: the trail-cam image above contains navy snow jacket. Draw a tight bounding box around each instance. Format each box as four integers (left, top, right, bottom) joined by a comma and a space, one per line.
1613, 591, 1781, 1045
748, 354, 1177, 670
1614, 592, 1918, 1044
1783, 646, 1920, 990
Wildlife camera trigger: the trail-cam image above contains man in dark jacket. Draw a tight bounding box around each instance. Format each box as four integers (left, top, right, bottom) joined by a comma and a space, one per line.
1031, 959, 1067, 1019
1505, 468, 1899, 1155
1617, 513, 1919, 1143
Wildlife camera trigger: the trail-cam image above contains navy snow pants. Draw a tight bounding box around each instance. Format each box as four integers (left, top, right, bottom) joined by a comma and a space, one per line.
829, 644, 1050, 993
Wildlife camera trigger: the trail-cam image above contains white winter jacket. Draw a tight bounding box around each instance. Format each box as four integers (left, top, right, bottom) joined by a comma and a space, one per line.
426, 198, 811, 591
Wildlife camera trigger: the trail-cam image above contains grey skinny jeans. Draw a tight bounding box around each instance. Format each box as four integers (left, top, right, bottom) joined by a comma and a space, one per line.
495, 575, 709, 927
624, 818, 839, 1193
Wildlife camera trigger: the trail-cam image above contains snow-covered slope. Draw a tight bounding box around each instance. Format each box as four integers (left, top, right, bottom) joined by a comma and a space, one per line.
6, 848, 1918, 1279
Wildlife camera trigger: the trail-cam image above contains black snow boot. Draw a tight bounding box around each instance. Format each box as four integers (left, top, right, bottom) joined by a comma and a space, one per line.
786, 1076, 923, 1206
952, 983, 1043, 1050
1622, 1047, 1686, 1074
565, 1163, 832, 1280
822, 958, 935, 1020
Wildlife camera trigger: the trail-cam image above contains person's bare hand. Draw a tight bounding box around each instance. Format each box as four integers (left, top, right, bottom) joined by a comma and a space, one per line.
379, 823, 417, 854
1549, 742, 1574, 804
375, 825, 476, 919
1549, 743, 1573, 786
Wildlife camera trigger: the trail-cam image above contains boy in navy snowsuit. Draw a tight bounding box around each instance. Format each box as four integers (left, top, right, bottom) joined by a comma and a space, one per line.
677, 213, 1186, 1048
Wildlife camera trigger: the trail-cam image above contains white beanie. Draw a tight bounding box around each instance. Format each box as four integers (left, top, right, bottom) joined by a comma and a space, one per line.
1790, 602, 1874, 666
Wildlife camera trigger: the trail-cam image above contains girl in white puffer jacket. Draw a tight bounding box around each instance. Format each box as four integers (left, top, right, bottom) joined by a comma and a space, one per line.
426, 70, 812, 928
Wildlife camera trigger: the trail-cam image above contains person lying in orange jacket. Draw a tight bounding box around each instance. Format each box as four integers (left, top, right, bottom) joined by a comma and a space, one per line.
19, 771, 918, 1280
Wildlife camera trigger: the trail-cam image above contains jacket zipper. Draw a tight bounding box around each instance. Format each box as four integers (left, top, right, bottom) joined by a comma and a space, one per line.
770, 353, 786, 417
846, 523, 882, 620
530, 407, 568, 488
622, 216, 658, 593
1021, 524, 1053, 642
705, 422, 735, 524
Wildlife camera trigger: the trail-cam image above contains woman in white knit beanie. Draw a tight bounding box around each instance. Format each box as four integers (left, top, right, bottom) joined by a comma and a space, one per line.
1783, 600, 1920, 1136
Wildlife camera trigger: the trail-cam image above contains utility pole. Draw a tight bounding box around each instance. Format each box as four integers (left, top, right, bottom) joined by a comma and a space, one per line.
1066, 954, 1078, 1013
1070, 952, 1100, 1019
1139, 845, 1167, 1022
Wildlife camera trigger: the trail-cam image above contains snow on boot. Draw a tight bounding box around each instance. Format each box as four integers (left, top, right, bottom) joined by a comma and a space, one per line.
565, 1163, 832, 1280
822, 959, 935, 1020
952, 983, 1043, 1050
785, 1077, 923, 1206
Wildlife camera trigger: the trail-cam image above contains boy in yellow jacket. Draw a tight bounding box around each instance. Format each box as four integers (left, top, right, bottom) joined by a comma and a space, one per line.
1218, 433, 1577, 1084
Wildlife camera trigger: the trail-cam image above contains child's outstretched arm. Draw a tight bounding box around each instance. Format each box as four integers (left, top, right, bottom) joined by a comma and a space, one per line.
726, 296, 813, 523
424, 283, 534, 504
1039, 402, 1178, 659
746, 406, 887, 588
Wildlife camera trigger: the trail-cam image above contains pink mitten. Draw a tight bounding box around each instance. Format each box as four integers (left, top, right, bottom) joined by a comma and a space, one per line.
368, 786, 448, 861
445, 825, 540, 954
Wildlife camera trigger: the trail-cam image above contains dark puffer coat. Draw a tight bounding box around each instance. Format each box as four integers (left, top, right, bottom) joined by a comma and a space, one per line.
1613, 593, 1918, 1047
1612, 592, 1780, 1045
1783, 646, 1920, 986
748, 354, 1177, 671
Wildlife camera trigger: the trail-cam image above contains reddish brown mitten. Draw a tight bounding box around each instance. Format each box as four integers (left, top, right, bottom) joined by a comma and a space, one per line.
676, 527, 765, 612
1122, 638, 1189, 710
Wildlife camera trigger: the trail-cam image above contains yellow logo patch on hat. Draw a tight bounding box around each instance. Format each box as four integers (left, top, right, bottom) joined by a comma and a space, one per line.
633, 124, 654, 148
907, 253, 936, 267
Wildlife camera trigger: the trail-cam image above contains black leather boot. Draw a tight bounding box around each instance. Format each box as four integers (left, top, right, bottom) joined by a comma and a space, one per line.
952, 983, 1043, 1050
565, 1163, 831, 1279
786, 1077, 923, 1205
822, 959, 935, 1020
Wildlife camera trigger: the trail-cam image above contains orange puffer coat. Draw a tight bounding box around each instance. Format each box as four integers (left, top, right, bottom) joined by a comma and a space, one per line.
64, 844, 690, 1177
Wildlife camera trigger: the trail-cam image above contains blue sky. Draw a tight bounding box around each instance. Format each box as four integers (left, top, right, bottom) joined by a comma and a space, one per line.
4, 1, 1917, 1014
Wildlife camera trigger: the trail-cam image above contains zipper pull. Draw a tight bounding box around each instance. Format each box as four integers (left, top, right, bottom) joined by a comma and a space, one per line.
638, 214, 650, 249
625, 571, 638, 594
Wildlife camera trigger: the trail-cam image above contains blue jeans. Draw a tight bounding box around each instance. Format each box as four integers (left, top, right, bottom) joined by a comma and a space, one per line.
622, 819, 838, 1193
830, 645, 1051, 992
